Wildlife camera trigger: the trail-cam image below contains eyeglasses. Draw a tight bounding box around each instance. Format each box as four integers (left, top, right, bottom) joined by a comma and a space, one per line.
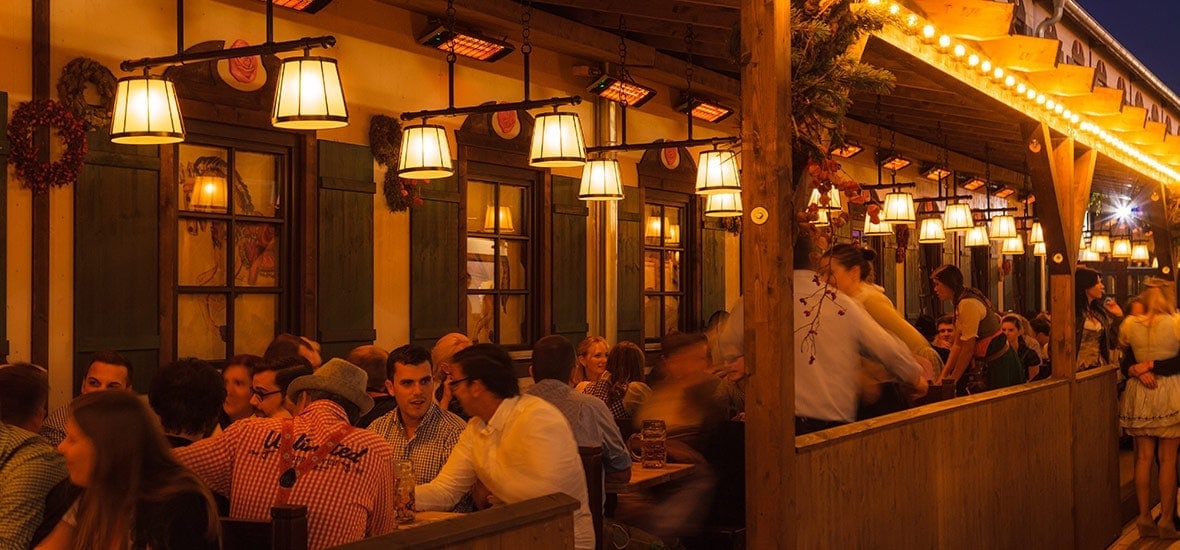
447, 377, 471, 390
252, 387, 282, 399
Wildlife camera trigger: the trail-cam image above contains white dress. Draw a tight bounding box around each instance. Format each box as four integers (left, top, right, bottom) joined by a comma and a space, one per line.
1118, 313, 1180, 437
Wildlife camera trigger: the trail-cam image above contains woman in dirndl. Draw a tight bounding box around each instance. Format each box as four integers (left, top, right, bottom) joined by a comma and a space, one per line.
1119, 279, 1180, 539
930, 265, 1024, 396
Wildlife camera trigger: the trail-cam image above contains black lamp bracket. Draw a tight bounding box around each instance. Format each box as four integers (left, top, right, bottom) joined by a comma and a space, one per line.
586, 136, 738, 154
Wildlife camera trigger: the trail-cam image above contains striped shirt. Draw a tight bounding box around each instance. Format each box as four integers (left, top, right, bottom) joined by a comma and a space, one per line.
366, 403, 473, 511
176, 401, 397, 550
0, 423, 68, 549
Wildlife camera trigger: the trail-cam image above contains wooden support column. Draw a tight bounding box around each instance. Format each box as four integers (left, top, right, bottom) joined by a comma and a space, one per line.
31, 0, 50, 366
740, 1, 793, 549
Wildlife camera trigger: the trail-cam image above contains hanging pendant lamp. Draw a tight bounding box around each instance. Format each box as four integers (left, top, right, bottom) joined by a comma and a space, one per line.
1090, 232, 1112, 254
1111, 237, 1132, 259
863, 217, 892, 236
812, 209, 830, 227
1131, 242, 1150, 262
530, 108, 587, 167
695, 149, 742, 195
918, 217, 945, 243
808, 187, 842, 211
110, 73, 185, 144
942, 203, 973, 232
1079, 248, 1101, 262
881, 191, 916, 224
1029, 221, 1044, 244
989, 214, 1017, 240
704, 191, 743, 217
578, 158, 624, 201
964, 225, 990, 247
272, 52, 349, 129
1001, 235, 1025, 255
1033, 242, 1046, 257
397, 122, 453, 179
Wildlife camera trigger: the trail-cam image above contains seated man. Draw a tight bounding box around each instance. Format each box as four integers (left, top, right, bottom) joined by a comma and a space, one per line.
367, 344, 470, 509
148, 358, 226, 448
0, 363, 68, 549
526, 335, 631, 483
416, 344, 594, 549
40, 350, 132, 446
349, 344, 395, 428
177, 359, 397, 550
250, 357, 312, 419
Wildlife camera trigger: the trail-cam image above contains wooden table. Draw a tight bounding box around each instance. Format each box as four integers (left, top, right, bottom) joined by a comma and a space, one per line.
605, 463, 697, 494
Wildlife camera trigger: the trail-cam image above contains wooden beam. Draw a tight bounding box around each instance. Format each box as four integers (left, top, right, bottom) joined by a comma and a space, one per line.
974, 35, 1059, 73
1060, 86, 1123, 117
1120, 121, 1167, 145
535, 0, 738, 30
910, 0, 1014, 40
844, 118, 1027, 183
1026, 64, 1096, 97
543, 8, 733, 47
741, 0, 792, 548
378, 0, 741, 100
1090, 105, 1148, 132
32, 0, 50, 366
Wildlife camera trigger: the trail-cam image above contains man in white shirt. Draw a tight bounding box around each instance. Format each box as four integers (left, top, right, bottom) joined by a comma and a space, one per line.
415, 344, 594, 549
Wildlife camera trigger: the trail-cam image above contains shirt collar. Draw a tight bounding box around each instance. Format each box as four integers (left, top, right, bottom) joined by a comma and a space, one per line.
301, 399, 348, 422
481, 395, 520, 435
395, 401, 441, 429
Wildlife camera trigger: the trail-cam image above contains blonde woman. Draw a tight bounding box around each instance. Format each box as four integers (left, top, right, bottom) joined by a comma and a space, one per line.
570, 336, 609, 390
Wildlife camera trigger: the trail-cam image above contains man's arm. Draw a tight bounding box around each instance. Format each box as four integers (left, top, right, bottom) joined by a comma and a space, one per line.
847, 300, 927, 396
415, 427, 479, 511
0, 442, 67, 550
589, 399, 632, 483
173, 425, 237, 496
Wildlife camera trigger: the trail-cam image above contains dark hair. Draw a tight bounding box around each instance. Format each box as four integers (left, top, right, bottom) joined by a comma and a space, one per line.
88, 350, 133, 382
452, 343, 520, 399
661, 332, 708, 359
913, 314, 936, 340
70, 391, 219, 548
274, 364, 314, 395
705, 310, 730, 332
263, 333, 315, 362
0, 363, 49, 426
1030, 318, 1051, 336
387, 344, 432, 380
346, 345, 390, 392
292, 388, 361, 425
606, 341, 646, 385
824, 243, 877, 283
148, 358, 226, 438
936, 314, 955, 327
931, 264, 965, 297
1074, 267, 1102, 313
226, 354, 261, 375
531, 335, 576, 382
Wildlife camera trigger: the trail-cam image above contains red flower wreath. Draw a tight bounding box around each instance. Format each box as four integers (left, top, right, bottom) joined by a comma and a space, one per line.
7, 99, 88, 194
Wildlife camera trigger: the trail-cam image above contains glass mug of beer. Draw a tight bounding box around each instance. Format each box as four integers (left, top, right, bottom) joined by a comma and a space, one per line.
628, 419, 667, 469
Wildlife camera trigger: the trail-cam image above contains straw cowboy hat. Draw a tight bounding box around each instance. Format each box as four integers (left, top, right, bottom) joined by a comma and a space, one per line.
287, 358, 375, 415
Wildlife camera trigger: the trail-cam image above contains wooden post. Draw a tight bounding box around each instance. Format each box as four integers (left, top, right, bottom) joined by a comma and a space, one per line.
741, 1, 793, 549
31, 0, 50, 367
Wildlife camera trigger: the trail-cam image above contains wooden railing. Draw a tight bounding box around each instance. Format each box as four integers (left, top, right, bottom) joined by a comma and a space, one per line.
332, 493, 580, 550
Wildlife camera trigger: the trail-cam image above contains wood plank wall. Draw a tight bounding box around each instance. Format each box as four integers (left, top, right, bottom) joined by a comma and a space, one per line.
795, 375, 1119, 549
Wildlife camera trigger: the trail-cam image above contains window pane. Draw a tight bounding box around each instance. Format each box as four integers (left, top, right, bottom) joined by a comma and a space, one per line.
497, 295, 527, 345
178, 220, 227, 287
499, 185, 525, 235
235, 151, 279, 217
467, 237, 497, 290
644, 296, 662, 339
663, 251, 681, 292
665, 296, 681, 335
468, 181, 495, 234
178, 294, 227, 359
179, 145, 228, 213
644, 251, 661, 291
503, 241, 527, 290
468, 293, 493, 343
644, 205, 662, 246
664, 207, 682, 246
234, 294, 277, 356
234, 223, 280, 288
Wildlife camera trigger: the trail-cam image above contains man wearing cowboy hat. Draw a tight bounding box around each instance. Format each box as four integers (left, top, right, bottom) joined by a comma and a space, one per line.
176, 358, 398, 550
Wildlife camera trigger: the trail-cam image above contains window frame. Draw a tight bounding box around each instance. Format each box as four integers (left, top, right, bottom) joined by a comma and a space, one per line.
642, 188, 694, 343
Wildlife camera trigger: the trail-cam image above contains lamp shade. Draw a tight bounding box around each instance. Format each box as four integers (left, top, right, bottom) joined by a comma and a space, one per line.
989, 214, 1017, 240
1033, 242, 1046, 256
808, 187, 842, 210
1131, 242, 1150, 262
1029, 221, 1044, 244
397, 123, 453, 179
1079, 248, 1101, 262
530, 111, 586, 167
1111, 237, 1132, 259
942, 203, 973, 232
704, 191, 743, 217
578, 159, 624, 201
881, 192, 916, 223
1001, 235, 1025, 255
272, 54, 349, 130
484, 205, 514, 232
110, 74, 185, 144
695, 149, 742, 195
191, 175, 227, 212
964, 225, 990, 247
863, 217, 892, 236
918, 217, 945, 243
1090, 232, 1111, 254
812, 208, 830, 227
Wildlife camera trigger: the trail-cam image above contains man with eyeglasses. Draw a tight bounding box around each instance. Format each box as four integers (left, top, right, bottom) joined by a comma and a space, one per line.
251, 357, 313, 419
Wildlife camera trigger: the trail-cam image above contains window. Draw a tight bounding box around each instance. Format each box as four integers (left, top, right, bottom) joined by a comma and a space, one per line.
176, 141, 289, 359
465, 173, 533, 347
644, 200, 686, 341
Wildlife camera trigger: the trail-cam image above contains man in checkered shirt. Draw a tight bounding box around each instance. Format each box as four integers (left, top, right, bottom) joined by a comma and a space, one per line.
366, 344, 472, 510
0, 363, 68, 549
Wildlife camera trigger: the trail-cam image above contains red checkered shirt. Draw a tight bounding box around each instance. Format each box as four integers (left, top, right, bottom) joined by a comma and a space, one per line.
176, 401, 397, 550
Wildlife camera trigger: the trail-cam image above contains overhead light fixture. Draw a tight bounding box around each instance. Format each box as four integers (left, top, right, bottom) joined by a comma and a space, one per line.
1033, 242, 1046, 256
484, 205, 515, 232
191, 175, 228, 212
863, 217, 892, 236
695, 148, 742, 195
272, 51, 349, 130
920, 163, 951, 181
994, 186, 1016, 199
578, 158, 624, 201
704, 191, 743, 217
962, 176, 987, 191
677, 95, 734, 124
1090, 232, 1111, 254
397, 122, 453, 179
989, 214, 1017, 240
918, 217, 945, 243
942, 203, 974, 232
829, 141, 864, 159
812, 209, 830, 227
587, 75, 657, 108
878, 150, 911, 172
1131, 241, 1150, 262
261, 0, 334, 13
110, 73, 185, 144
808, 187, 842, 211
1079, 248, 1101, 262
964, 225, 990, 247
1029, 221, 1044, 244
881, 191, 916, 223
530, 108, 588, 167
1001, 235, 1025, 255
418, 23, 515, 62
1111, 236, 1132, 259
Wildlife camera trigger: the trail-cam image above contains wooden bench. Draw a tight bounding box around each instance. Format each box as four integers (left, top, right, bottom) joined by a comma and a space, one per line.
220, 504, 308, 550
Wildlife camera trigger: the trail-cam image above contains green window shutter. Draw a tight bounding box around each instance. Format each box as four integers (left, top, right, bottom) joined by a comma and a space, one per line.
409, 172, 461, 349
74, 132, 161, 390
617, 192, 643, 345
701, 219, 728, 324
0, 92, 7, 357
550, 176, 588, 343
317, 141, 376, 360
